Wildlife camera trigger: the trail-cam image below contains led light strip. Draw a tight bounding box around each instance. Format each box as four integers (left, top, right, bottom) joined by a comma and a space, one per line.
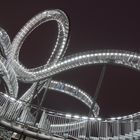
0, 9, 140, 139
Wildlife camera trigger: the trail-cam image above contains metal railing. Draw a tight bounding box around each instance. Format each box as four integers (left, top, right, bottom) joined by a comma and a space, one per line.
0, 93, 140, 140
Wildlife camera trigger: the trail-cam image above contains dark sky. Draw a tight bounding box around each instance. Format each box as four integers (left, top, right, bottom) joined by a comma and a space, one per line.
0, 1, 140, 118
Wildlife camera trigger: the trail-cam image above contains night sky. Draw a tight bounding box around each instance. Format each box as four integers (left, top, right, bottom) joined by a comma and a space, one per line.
0, 1, 140, 118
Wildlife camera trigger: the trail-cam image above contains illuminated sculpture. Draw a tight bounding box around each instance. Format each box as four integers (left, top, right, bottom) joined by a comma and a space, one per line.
0, 9, 140, 139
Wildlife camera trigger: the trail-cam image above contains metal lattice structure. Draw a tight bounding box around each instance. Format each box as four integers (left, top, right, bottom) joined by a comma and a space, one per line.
0, 9, 140, 140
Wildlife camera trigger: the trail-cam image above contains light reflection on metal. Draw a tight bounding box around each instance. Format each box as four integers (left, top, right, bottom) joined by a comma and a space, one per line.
0, 9, 139, 140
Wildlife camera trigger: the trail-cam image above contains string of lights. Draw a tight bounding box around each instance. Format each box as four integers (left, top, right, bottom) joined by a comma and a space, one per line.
0, 9, 140, 140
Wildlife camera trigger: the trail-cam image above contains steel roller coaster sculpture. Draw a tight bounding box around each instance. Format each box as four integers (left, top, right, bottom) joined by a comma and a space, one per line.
0, 9, 140, 140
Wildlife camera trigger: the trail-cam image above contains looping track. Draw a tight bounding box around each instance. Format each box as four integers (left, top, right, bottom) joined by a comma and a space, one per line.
0, 9, 140, 139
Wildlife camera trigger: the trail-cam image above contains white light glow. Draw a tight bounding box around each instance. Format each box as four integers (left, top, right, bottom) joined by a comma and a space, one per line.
82, 116, 88, 120
97, 118, 102, 121
17, 100, 22, 104
4, 94, 9, 98
11, 97, 16, 101
73, 115, 80, 119
117, 117, 122, 120
90, 117, 95, 120
129, 115, 133, 118
110, 117, 116, 120
65, 114, 72, 118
